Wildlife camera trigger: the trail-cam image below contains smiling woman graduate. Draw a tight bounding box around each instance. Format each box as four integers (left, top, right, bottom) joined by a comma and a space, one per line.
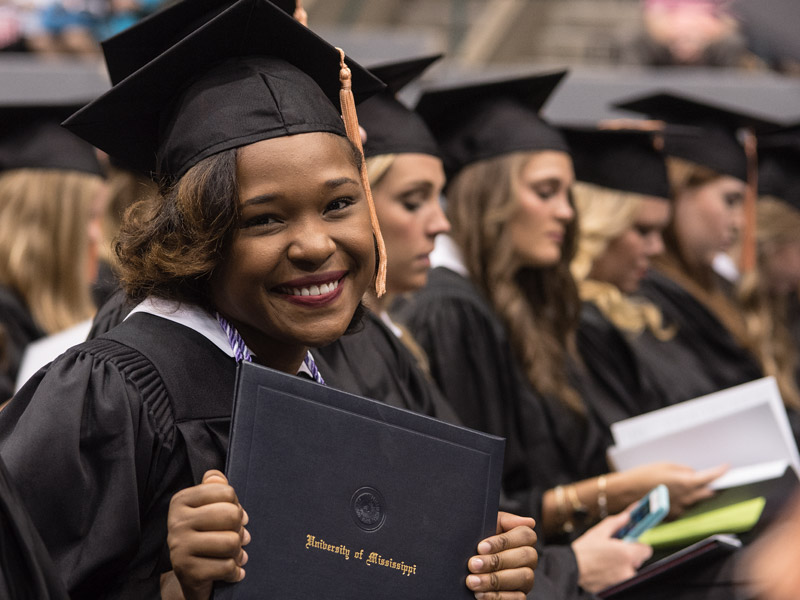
0, 1, 536, 599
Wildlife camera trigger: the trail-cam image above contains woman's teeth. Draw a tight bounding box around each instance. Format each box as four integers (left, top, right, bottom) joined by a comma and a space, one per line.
286, 280, 339, 296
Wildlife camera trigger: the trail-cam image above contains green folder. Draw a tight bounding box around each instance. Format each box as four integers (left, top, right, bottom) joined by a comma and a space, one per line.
639, 497, 766, 549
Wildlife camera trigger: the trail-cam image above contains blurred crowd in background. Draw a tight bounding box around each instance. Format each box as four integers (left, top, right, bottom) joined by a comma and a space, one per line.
0, 0, 797, 74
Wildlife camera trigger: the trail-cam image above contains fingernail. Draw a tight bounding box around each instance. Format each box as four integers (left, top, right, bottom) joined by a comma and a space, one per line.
477, 541, 492, 554
237, 567, 246, 582
475, 594, 486, 600
240, 550, 249, 566
467, 575, 481, 588
470, 557, 484, 570
242, 509, 249, 525
243, 528, 251, 545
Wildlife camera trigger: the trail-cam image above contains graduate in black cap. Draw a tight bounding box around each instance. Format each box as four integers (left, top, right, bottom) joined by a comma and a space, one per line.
737, 126, 800, 441
0, 1, 538, 598
0, 82, 107, 400
614, 92, 768, 407
567, 127, 676, 428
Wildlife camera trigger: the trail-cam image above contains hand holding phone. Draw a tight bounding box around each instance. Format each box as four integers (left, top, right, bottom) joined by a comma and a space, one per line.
613, 484, 669, 541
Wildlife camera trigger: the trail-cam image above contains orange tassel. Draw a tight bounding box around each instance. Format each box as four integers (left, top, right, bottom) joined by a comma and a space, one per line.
336, 48, 387, 297
294, 0, 308, 26
740, 129, 758, 274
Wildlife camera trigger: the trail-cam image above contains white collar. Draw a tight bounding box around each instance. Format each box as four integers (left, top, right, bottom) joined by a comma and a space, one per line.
125, 297, 317, 378
378, 310, 403, 338
430, 234, 469, 277
127, 297, 234, 357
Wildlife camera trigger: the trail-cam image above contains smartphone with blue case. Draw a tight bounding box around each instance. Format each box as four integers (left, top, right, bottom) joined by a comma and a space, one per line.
613, 484, 669, 541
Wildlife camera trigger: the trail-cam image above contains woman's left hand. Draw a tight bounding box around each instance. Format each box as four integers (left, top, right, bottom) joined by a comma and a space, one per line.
465, 511, 537, 599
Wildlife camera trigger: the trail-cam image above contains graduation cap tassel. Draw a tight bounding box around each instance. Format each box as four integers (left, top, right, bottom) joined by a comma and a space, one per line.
294, 0, 308, 26
740, 129, 758, 274
336, 48, 387, 297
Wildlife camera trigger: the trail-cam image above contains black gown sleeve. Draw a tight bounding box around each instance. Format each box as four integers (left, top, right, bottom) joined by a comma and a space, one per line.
399, 270, 576, 530
532, 545, 597, 600
315, 310, 461, 423
0, 456, 69, 600
0, 339, 181, 599
634, 271, 763, 406
576, 302, 665, 432
0, 285, 45, 390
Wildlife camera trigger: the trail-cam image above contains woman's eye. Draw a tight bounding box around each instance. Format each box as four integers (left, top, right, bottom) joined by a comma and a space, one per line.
241, 214, 281, 229
325, 197, 354, 213
724, 193, 743, 207
533, 186, 558, 200
398, 188, 428, 211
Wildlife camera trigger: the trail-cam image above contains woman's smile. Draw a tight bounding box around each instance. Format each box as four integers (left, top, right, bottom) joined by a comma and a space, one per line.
276, 271, 347, 306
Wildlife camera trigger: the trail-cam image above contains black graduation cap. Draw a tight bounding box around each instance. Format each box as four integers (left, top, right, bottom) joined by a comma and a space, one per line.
0, 60, 105, 176
63, 0, 385, 182
360, 54, 442, 159
415, 71, 569, 178
613, 91, 780, 181
757, 126, 800, 211
563, 128, 670, 200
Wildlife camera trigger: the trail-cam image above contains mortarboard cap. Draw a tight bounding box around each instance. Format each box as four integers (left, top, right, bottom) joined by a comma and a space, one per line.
757, 126, 800, 211
0, 59, 106, 176
613, 91, 780, 181
63, 0, 384, 183
563, 127, 670, 199
360, 54, 442, 159
415, 71, 569, 179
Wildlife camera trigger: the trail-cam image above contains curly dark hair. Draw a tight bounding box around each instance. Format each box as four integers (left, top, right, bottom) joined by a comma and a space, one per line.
116, 148, 239, 311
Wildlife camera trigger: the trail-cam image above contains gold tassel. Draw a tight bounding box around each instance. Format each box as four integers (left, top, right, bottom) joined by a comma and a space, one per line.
336, 48, 387, 297
740, 128, 758, 274
294, 0, 308, 26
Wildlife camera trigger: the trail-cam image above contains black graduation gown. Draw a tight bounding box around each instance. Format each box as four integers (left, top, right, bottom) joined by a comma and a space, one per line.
576, 301, 667, 436
0, 284, 45, 397
397, 267, 608, 530
633, 269, 764, 406
0, 456, 69, 600
315, 309, 461, 423
317, 307, 593, 600
86, 287, 134, 340
9, 296, 591, 599
0, 312, 236, 599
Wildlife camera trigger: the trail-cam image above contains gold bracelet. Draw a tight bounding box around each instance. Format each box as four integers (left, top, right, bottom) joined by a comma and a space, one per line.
566, 485, 589, 524
554, 485, 574, 533
597, 475, 608, 520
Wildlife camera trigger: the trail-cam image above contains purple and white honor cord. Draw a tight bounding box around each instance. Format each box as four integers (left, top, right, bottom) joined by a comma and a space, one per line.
216, 312, 253, 363
216, 312, 325, 385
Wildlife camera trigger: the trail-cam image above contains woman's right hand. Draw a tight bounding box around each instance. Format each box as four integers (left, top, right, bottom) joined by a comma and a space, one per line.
571, 511, 653, 593
616, 462, 727, 518
167, 470, 251, 600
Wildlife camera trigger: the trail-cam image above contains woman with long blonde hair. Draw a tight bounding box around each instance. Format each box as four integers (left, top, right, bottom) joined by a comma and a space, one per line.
567, 127, 674, 430
0, 118, 105, 393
